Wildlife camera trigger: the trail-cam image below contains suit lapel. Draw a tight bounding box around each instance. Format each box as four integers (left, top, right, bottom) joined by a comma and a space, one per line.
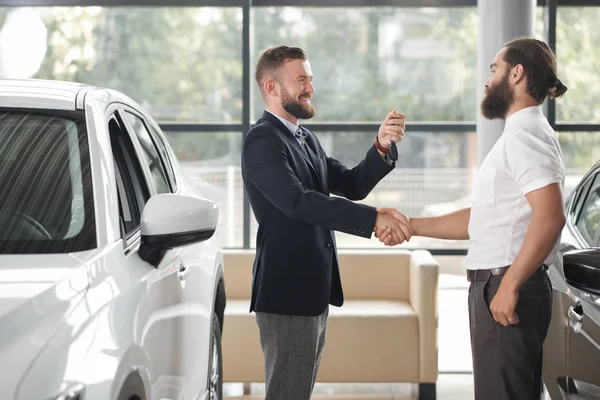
261, 111, 325, 191
301, 127, 328, 192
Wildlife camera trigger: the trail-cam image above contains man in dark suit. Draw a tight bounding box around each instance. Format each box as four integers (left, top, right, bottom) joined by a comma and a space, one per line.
241, 45, 411, 400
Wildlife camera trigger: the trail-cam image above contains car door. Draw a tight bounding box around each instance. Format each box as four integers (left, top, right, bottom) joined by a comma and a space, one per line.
562, 172, 600, 399
108, 109, 189, 399
141, 116, 216, 399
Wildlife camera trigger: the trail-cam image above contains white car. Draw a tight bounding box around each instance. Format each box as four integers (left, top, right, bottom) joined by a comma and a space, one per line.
0, 79, 225, 400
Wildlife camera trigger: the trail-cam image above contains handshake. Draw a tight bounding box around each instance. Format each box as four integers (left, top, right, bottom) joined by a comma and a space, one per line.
373, 208, 413, 246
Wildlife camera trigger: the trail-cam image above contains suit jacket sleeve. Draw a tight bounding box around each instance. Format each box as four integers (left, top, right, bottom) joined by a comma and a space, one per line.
327, 144, 394, 200
243, 127, 377, 238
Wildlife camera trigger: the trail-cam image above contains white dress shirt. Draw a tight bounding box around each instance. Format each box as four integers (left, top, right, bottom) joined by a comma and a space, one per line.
465, 106, 565, 270
266, 110, 303, 144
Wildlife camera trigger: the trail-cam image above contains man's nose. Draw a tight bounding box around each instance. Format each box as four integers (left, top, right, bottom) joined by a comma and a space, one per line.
306, 81, 315, 94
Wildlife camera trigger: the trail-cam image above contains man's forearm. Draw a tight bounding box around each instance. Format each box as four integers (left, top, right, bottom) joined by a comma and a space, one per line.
500, 214, 565, 291
410, 208, 470, 240
327, 145, 392, 201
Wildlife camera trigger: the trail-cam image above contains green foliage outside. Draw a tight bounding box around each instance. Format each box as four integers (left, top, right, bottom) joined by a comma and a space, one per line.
1, 6, 598, 169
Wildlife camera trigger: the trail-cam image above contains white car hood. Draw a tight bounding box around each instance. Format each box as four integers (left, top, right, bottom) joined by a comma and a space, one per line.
0, 250, 97, 399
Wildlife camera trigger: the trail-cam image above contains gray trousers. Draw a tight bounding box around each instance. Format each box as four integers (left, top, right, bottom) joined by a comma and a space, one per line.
469, 268, 552, 400
255, 308, 329, 400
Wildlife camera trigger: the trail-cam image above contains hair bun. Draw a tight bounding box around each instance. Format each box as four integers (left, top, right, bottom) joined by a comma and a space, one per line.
549, 78, 568, 99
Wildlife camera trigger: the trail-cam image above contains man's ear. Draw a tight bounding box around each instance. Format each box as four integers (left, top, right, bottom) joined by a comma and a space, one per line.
264, 78, 278, 97
511, 64, 526, 85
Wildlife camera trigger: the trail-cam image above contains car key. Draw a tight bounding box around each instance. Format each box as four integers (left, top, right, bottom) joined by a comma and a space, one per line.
388, 139, 398, 161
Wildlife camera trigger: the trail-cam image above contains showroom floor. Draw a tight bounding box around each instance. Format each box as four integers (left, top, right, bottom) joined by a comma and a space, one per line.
222, 272, 554, 399
224, 373, 475, 399
223, 273, 476, 399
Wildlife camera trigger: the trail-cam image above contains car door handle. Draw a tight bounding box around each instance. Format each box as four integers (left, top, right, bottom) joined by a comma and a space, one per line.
568, 304, 584, 334
568, 305, 583, 323
177, 261, 190, 281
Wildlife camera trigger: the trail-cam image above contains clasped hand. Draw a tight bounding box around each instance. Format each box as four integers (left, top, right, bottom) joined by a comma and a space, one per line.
373, 208, 412, 246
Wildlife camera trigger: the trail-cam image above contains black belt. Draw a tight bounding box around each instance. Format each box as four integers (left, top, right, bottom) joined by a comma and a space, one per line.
467, 265, 548, 282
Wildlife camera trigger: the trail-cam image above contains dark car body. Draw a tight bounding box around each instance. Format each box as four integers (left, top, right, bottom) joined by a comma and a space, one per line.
543, 161, 600, 400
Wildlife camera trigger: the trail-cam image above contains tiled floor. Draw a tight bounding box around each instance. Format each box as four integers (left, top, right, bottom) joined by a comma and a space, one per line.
224, 273, 477, 399
437, 273, 472, 372
224, 373, 475, 399
221, 266, 561, 400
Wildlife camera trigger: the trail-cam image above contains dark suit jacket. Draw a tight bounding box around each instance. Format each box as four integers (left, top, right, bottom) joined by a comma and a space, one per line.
241, 111, 394, 316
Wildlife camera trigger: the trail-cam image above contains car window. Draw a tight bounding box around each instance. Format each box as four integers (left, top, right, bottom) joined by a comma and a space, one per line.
148, 124, 177, 191
0, 108, 96, 254
123, 111, 171, 194
570, 174, 593, 223
109, 115, 149, 237
575, 173, 600, 246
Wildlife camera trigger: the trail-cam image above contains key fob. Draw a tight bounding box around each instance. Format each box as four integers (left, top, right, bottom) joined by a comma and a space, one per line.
388, 140, 398, 161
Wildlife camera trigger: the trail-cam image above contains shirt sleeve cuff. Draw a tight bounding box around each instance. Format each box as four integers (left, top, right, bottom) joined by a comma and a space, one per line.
522, 176, 563, 195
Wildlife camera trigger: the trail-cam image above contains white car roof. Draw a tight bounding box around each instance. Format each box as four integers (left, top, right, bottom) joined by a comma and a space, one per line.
0, 78, 139, 111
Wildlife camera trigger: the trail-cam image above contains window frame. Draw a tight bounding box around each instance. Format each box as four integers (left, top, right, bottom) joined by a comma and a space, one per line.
7, 0, 600, 253
121, 108, 173, 194
570, 174, 594, 225
108, 110, 151, 242
572, 172, 600, 246
146, 121, 180, 193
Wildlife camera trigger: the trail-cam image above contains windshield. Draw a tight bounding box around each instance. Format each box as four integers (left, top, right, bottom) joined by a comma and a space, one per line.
0, 108, 96, 254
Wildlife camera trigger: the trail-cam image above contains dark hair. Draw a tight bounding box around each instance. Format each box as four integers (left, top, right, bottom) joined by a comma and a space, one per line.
503, 37, 568, 102
255, 46, 307, 98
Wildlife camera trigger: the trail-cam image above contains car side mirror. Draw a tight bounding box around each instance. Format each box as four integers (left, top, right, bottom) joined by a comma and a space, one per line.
138, 193, 219, 266
563, 248, 600, 296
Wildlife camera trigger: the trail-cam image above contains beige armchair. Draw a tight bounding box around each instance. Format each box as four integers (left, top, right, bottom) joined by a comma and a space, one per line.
221, 249, 439, 400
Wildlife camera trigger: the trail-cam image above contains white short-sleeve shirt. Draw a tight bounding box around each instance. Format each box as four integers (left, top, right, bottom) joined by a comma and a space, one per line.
465, 106, 565, 270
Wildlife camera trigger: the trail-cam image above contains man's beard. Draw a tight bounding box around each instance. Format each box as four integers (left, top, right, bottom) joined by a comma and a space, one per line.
480, 72, 514, 120
281, 87, 315, 120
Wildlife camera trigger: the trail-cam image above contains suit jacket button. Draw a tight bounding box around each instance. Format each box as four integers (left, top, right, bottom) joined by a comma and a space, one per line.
326, 241, 332, 247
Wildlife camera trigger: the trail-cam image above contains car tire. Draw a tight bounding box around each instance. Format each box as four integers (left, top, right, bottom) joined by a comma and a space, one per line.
208, 313, 223, 400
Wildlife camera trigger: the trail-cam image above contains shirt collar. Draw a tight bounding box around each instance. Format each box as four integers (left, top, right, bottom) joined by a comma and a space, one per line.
266, 110, 299, 135
504, 105, 544, 132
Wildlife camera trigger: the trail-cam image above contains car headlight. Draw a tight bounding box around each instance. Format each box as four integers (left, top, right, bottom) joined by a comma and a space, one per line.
48, 383, 85, 400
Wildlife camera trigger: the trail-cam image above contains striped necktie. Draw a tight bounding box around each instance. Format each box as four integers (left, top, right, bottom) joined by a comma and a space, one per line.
294, 127, 308, 151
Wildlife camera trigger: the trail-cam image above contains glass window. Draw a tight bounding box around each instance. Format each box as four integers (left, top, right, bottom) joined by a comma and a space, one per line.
124, 111, 171, 194
147, 124, 178, 192
0, 109, 96, 254
0, 7, 242, 122
556, 6, 600, 123
575, 174, 600, 246
535, 6, 546, 40
109, 115, 150, 236
249, 130, 473, 250
164, 131, 243, 247
252, 7, 479, 123
557, 131, 600, 200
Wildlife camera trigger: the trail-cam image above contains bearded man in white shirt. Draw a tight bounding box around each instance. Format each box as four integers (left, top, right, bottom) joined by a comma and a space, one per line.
376, 37, 568, 400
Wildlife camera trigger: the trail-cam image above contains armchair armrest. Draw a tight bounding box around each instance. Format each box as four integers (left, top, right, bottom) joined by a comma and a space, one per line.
409, 250, 439, 383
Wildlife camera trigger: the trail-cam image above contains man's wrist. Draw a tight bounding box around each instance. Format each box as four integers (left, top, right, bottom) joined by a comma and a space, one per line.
374, 136, 389, 155
500, 263, 531, 292
409, 217, 419, 236
499, 277, 521, 293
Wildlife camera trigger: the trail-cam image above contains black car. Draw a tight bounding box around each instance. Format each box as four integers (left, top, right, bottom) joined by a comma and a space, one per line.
543, 161, 600, 399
